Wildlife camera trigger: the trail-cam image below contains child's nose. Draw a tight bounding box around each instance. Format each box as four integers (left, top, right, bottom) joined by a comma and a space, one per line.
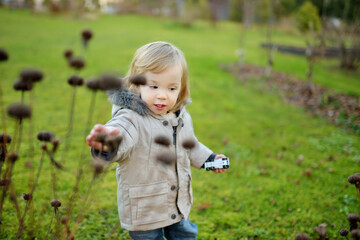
157, 89, 167, 100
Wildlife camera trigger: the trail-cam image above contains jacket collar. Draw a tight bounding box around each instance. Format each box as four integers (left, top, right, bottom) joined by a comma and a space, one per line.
108, 88, 190, 125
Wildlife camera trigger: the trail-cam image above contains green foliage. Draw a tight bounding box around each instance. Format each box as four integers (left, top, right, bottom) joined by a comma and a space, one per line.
295, 0, 322, 32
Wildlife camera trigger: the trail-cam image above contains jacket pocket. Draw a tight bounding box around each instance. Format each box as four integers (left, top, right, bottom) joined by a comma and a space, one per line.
129, 182, 168, 225
188, 174, 193, 205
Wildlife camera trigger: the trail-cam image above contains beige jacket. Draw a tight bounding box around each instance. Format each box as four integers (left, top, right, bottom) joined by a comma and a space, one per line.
94, 90, 213, 231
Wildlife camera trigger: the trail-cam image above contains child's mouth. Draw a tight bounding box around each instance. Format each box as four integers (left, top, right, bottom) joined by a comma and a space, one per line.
154, 104, 166, 110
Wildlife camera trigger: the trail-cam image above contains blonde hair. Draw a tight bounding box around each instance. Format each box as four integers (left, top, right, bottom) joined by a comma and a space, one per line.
123, 41, 190, 112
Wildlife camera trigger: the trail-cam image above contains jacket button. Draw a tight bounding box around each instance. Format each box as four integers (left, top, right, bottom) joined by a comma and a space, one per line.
171, 185, 176, 191
171, 214, 176, 219
163, 120, 168, 126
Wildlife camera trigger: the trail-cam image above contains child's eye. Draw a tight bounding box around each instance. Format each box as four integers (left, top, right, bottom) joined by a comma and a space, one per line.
149, 85, 158, 89
170, 87, 177, 91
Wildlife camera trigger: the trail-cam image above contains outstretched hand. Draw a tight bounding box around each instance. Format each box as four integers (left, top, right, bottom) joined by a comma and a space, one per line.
86, 124, 120, 151
212, 154, 227, 174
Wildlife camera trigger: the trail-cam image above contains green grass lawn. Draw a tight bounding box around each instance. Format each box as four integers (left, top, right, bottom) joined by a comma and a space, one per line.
0, 9, 360, 239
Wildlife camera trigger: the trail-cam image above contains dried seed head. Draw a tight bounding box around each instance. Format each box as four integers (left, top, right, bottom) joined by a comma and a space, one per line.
0, 178, 11, 186
86, 77, 100, 91
52, 138, 60, 152
315, 223, 326, 236
64, 49, 73, 59
104, 135, 123, 152
51, 199, 61, 208
340, 229, 349, 236
22, 193, 33, 201
41, 143, 47, 151
154, 135, 171, 147
99, 75, 122, 91
94, 132, 108, 144
20, 69, 44, 83
348, 173, 360, 185
0, 48, 9, 62
156, 152, 176, 166
129, 75, 147, 86
351, 229, 360, 239
61, 216, 69, 225
0, 133, 12, 144
13, 79, 33, 91
295, 232, 310, 240
347, 213, 360, 222
182, 139, 196, 149
69, 57, 85, 70
91, 161, 104, 176
81, 29, 93, 41
68, 75, 84, 86
37, 130, 55, 142
7, 103, 32, 120
7, 153, 19, 163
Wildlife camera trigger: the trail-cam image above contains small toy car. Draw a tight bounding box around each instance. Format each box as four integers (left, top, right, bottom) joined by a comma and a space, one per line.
204, 157, 230, 171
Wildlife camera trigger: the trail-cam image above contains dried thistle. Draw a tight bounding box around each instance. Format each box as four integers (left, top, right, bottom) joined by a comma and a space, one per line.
86, 77, 100, 91
7, 103, 32, 120
91, 161, 104, 177
64, 49, 73, 60
69, 57, 85, 70
13, 80, 33, 92
340, 229, 349, 237
129, 75, 147, 86
348, 173, 360, 187
99, 75, 122, 90
20, 69, 44, 83
347, 213, 360, 230
81, 29, 93, 48
37, 130, 55, 142
351, 229, 360, 240
154, 135, 171, 147
0, 133, 12, 144
51, 138, 60, 152
41, 143, 47, 151
295, 232, 310, 240
104, 135, 123, 153
0, 48, 9, 61
82, 29, 93, 41
0, 178, 10, 186
156, 152, 176, 166
315, 223, 326, 237
182, 139, 196, 149
68, 75, 84, 86
7, 153, 19, 163
21, 193, 33, 201
51, 199, 61, 208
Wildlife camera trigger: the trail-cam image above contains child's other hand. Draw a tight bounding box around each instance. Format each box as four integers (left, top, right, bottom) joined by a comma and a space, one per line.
86, 124, 120, 150
212, 154, 227, 174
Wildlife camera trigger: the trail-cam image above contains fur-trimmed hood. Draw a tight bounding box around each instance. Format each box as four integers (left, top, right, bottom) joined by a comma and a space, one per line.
107, 88, 151, 116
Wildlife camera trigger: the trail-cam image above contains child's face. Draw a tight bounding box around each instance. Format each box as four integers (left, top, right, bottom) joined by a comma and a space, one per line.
139, 65, 182, 115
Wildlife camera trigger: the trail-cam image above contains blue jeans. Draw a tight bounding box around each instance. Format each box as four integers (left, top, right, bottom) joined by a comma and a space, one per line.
128, 219, 198, 240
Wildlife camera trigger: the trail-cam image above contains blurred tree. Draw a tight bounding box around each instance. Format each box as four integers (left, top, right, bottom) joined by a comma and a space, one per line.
295, 1, 322, 32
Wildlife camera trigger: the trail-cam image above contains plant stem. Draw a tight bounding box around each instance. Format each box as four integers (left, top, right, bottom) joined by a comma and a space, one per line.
67, 174, 96, 240
14, 151, 45, 238
45, 209, 55, 240
14, 199, 31, 239
64, 86, 77, 153
64, 91, 97, 230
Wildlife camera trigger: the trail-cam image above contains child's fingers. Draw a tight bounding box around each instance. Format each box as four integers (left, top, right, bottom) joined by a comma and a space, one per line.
215, 154, 226, 159
109, 128, 121, 136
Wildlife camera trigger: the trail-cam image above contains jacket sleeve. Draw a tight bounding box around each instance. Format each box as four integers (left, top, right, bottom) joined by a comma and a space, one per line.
185, 112, 214, 169
92, 106, 139, 162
